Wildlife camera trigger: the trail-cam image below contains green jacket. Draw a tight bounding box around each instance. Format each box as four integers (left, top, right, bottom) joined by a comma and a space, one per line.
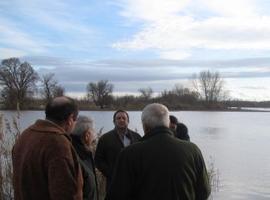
107, 126, 210, 200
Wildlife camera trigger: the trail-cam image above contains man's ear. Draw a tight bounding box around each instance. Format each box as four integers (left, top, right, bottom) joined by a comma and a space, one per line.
83, 132, 89, 143
143, 124, 150, 135
67, 114, 74, 126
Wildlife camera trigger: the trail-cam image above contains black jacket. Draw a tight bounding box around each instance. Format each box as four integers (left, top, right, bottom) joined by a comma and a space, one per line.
106, 127, 210, 200
176, 122, 190, 141
94, 128, 141, 187
71, 135, 98, 200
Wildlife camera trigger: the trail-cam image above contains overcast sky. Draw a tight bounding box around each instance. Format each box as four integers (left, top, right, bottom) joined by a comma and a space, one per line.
1, 0, 270, 100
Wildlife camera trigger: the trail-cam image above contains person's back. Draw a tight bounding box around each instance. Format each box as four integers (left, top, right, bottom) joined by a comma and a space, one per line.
107, 104, 210, 200
12, 96, 83, 200
169, 115, 190, 141
176, 122, 190, 141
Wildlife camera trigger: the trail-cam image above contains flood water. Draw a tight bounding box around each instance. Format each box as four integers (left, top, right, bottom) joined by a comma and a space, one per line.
1, 110, 270, 200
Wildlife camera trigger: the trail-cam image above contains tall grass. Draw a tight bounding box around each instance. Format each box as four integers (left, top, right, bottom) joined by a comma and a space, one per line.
94, 127, 106, 200
0, 112, 21, 200
208, 157, 220, 199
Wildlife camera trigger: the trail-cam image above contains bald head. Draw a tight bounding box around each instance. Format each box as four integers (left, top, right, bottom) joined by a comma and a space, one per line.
141, 103, 170, 134
45, 96, 78, 124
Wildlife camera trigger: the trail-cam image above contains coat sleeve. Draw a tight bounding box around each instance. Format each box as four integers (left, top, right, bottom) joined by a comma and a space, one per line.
194, 148, 211, 200
105, 149, 132, 200
94, 137, 110, 178
47, 147, 83, 200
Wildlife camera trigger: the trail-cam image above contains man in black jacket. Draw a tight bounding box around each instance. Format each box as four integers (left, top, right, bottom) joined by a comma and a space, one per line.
107, 104, 210, 200
170, 115, 190, 141
94, 110, 141, 193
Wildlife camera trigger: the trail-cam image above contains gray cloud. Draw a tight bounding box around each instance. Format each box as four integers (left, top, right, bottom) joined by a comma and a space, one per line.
14, 56, 270, 95
26, 56, 270, 69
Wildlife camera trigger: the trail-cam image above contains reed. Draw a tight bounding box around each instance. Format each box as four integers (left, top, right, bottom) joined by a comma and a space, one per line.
0, 112, 21, 200
208, 156, 220, 199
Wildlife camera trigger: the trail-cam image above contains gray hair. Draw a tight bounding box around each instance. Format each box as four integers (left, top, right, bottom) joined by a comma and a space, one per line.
71, 115, 95, 139
141, 103, 170, 130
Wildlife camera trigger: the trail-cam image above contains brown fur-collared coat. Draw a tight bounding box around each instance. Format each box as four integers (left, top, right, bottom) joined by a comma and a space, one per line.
12, 119, 83, 200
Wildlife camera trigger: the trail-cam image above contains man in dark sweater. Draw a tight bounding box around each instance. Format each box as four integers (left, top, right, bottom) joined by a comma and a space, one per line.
106, 103, 210, 200
94, 110, 141, 193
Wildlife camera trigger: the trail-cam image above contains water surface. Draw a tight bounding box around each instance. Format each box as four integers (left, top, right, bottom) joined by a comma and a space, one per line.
1, 110, 270, 200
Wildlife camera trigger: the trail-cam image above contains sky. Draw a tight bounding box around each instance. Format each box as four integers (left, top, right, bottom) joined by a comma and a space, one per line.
1, 0, 270, 101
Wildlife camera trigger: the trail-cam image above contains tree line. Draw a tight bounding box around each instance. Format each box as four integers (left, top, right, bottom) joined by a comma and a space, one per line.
0, 57, 230, 110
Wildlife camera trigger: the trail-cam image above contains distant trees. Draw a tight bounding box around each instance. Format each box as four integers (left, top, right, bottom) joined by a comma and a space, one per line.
86, 80, 114, 109
138, 87, 153, 101
0, 58, 39, 109
0, 57, 231, 110
113, 95, 137, 109
53, 85, 65, 97
158, 84, 198, 109
41, 73, 65, 102
192, 70, 226, 105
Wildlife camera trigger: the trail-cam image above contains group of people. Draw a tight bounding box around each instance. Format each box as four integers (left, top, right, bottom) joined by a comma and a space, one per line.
12, 96, 211, 200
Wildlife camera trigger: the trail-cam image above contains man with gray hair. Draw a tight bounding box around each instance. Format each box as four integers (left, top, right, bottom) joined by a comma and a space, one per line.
106, 103, 210, 200
71, 115, 98, 200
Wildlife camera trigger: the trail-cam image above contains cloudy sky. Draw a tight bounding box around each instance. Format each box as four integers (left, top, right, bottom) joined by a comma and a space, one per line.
1, 0, 270, 100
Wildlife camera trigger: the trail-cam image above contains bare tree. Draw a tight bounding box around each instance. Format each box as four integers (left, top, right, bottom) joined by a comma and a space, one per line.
0, 58, 39, 109
40, 73, 64, 102
86, 80, 114, 109
138, 87, 153, 101
52, 85, 65, 97
192, 70, 226, 104
173, 84, 190, 96
41, 73, 57, 102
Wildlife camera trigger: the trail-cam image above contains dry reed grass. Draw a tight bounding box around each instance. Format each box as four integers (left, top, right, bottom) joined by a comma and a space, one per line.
0, 112, 21, 200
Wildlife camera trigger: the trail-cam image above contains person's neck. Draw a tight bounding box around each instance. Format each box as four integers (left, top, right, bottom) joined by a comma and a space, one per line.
46, 118, 67, 131
116, 127, 128, 135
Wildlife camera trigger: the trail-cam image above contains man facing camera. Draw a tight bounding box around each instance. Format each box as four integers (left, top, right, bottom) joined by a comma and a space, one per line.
95, 110, 141, 193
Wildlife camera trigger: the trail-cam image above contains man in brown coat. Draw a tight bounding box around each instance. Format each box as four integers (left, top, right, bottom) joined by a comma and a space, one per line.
12, 96, 83, 200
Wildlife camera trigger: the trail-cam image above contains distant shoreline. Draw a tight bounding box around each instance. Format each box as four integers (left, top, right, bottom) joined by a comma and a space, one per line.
1, 108, 270, 112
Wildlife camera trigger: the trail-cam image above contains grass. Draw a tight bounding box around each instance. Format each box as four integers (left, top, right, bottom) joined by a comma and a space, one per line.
208, 157, 220, 199
0, 111, 21, 200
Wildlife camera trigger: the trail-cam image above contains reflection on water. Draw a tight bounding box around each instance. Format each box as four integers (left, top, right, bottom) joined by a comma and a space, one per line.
1, 110, 270, 200
201, 127, 222, 135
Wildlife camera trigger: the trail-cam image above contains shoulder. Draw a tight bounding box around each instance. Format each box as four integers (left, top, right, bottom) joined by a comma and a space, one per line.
49, 134, 73, 151
98, 129, 117, 142
181, 141, 204, 158
121, 139, 144, 156
128, 129, 142, 138
177, 123, 188, 129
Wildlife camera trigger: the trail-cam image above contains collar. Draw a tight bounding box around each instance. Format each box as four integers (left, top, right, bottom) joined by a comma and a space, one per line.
113, 128, 132, 141
71, 135, 92, 159
30, 119, 66, 135
141, 126, 173, 141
